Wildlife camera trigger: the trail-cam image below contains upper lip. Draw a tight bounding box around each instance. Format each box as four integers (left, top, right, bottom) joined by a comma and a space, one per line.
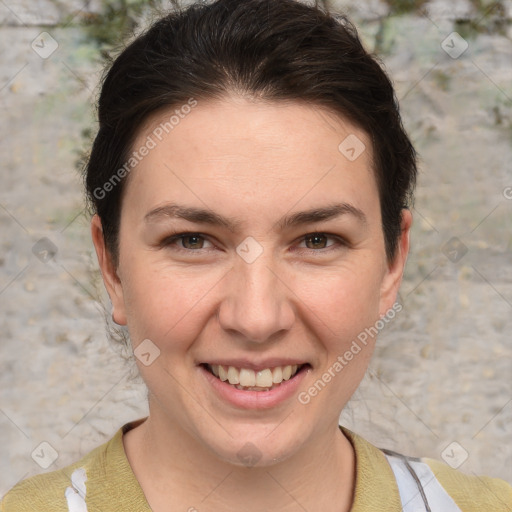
200, 359, 309, 372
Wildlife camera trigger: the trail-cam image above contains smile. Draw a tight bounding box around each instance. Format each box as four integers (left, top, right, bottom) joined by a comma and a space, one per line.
204, 363, 306, 391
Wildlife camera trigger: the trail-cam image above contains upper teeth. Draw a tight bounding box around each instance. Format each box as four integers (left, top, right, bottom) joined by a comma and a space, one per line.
209, 364, 300, 387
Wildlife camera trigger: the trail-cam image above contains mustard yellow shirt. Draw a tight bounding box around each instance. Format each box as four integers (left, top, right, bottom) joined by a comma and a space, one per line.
2, 417, 511, 511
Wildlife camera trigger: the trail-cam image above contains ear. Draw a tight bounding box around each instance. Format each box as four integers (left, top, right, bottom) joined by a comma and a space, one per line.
90, 214, 127, 325
378, 208, 412, 317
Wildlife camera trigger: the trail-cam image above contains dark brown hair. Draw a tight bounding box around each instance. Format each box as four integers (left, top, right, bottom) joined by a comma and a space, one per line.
84, 0, 417, 266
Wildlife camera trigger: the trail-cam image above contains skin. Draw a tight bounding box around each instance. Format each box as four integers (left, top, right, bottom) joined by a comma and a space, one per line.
91, 95, 412, 511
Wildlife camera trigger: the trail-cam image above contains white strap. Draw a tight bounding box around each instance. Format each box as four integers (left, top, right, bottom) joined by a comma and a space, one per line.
65, 467, 89, 512
384, 453, 462, 512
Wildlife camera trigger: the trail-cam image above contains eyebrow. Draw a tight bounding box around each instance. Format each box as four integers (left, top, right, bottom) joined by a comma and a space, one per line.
144, 202, 367, 232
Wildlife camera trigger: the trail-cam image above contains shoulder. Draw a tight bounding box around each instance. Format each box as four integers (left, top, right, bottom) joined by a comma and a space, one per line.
1, 425, 128, 512
340, 426, 512, 512
423, 456, 512, 512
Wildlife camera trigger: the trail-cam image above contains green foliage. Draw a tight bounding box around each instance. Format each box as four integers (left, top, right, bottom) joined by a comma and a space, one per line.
454, 1, 508, 38
384, 0, 429, 15
78, 0, 164, 50
431, 70, 451, 92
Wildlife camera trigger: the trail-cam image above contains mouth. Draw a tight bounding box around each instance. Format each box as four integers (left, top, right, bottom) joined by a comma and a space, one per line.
202, 363, 309, 392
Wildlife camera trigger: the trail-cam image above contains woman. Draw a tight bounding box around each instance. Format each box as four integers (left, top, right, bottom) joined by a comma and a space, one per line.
2, 0, 511, 510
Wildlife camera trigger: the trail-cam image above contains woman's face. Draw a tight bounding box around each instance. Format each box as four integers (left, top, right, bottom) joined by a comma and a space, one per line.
92, 96, 411, 466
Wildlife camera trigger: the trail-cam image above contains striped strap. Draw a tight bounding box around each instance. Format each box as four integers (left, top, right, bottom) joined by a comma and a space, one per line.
383, 450, 462, 512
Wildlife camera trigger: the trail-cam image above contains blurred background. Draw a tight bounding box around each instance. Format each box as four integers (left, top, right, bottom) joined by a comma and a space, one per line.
1, 0, 511, 494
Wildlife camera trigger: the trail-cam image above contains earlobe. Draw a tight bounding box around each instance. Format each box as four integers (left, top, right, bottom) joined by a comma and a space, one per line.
90, 214, 128, 325
378, 209, 412, 317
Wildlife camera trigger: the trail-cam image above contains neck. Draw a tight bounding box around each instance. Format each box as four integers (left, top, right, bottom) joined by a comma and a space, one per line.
124, 409, 355, 512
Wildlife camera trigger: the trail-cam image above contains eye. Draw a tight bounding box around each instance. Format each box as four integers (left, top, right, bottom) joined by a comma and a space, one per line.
296, 232, 347, 253
161, 232, 214, 252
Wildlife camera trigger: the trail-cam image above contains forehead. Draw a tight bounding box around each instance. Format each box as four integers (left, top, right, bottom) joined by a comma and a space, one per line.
123, 96, 379, 222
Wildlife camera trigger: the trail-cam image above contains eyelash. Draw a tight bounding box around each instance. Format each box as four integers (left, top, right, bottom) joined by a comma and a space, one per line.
159, 231, 348, 255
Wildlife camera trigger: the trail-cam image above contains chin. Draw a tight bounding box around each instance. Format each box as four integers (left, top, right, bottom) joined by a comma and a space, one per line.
197, 422, 309, 469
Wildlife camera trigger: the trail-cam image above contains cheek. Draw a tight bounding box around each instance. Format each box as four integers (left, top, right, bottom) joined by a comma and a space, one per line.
292, 261, 382, 340
295, 266, 382, 411
120, 257, 223, 349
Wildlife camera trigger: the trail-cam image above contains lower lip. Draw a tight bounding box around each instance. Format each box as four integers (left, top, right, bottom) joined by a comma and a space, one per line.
199, 365, 309, 410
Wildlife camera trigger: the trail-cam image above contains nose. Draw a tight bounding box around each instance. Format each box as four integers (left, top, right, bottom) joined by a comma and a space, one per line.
217, 253, 295, 344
